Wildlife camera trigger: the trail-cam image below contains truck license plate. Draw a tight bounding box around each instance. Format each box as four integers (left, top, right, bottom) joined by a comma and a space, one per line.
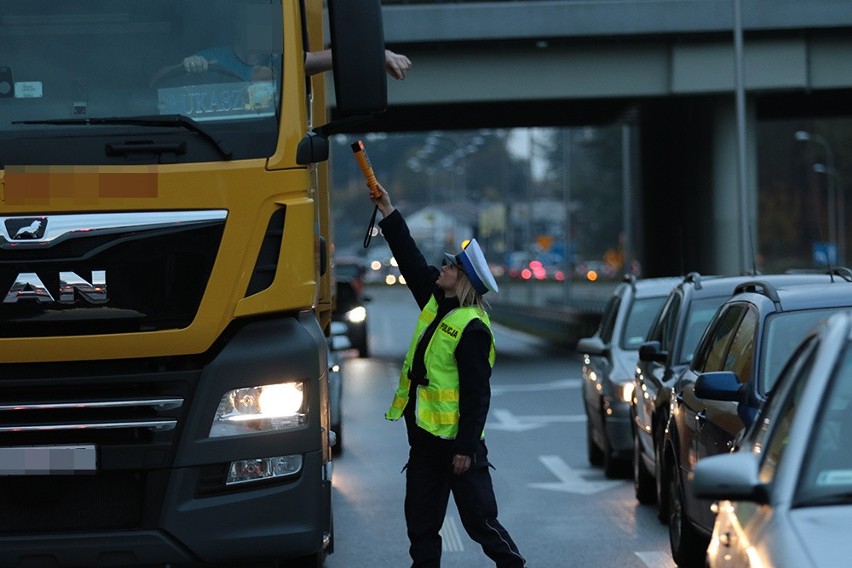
0, 445, 96, 475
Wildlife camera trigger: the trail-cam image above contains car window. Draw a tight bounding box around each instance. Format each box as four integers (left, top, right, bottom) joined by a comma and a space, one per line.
620, 296, 668, 350
760, 308, 841, 393
757, 342, 812, 485
695, 304, 746, 373
723, 307, 757, 384
750, 335, 817, 454
796, 345, 852, 505
648, 292, 680, 352
678, 297, 727, 365
599, 295, 621, 344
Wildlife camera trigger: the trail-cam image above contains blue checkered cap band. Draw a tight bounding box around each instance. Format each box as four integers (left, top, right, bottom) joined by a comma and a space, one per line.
457, 239, 498, 295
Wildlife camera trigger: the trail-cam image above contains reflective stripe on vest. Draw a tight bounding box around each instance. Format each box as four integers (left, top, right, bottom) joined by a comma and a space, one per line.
385, 296, 495, 440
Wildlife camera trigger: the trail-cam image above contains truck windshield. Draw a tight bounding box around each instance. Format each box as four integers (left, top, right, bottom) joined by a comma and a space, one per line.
0, 0, 284, 165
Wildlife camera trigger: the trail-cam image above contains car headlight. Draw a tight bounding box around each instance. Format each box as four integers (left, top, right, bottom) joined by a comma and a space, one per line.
345, 305, 367, 324
210, 381, 306, 438
616, 382, 635, 403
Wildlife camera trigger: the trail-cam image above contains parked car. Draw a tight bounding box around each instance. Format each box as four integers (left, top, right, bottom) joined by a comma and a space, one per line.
328, 321, 349, 455
577, 274, 682, 477
333, 257, 371, 357
694, 309, 852, 568
664, 278, 852, 566
631, 271, 838, 512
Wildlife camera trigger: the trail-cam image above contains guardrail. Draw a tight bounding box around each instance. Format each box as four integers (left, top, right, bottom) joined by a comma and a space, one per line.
489, 279, 616, 347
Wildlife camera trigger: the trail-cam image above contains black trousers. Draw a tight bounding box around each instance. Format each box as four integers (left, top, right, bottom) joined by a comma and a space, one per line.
404, 442, 526, 568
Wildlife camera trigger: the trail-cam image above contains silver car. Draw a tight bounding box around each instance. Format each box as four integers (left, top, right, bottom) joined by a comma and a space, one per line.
577, 275, 681, 477
694, 309, 852, 568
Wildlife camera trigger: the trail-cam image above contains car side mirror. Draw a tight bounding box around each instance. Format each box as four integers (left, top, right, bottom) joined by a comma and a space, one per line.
693, 452, 768, 503
638, 341, 668, 363
576, 336, 608, 357
695, 371, 744, 401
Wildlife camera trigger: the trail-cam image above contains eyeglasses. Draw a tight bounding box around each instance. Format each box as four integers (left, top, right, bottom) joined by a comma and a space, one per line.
442, 257, 466, 275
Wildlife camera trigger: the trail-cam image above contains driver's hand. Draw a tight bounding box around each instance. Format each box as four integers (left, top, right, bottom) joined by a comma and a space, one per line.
183, 55, 209, 74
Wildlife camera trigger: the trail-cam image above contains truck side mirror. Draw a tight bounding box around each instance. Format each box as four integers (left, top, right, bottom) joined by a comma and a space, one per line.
327, 0, 387, 117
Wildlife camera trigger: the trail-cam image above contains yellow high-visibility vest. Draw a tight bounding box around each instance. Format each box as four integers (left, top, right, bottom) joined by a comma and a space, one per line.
385, 296, 495, 439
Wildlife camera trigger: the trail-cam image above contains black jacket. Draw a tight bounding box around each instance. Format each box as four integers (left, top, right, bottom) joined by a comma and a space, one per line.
379, 210, 492, 459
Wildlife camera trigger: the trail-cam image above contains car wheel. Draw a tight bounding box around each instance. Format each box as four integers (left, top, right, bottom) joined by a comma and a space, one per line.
633, 428, 656, 504
655, 437, 669, 524
283, 551, 324, 568
355, 336, 369, 358
332, 422, 343, 456
667, 458, 707, 567
601, 411, 627, 479
586, 416, 604, 466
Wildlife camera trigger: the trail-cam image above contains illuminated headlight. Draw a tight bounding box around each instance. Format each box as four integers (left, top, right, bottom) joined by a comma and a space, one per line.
616, 382, 635, 403
345, 306, 367, 324
227, 455, 303, 485
210, 382, 306, 437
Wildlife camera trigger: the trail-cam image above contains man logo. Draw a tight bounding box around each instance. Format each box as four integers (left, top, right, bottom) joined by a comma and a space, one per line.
3, 271, 108, 304
6, 217, 47, 240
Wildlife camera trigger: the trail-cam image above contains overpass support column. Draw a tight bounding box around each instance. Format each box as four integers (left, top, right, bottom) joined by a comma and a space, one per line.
712, 96, 758, 274
638, 96, 757, 277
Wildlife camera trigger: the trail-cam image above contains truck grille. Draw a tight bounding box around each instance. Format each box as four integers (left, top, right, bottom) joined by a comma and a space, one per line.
0, 210, 226, 337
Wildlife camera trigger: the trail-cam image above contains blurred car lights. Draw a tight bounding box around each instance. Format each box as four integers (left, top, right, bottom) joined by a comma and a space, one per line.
345, 306, 367, 324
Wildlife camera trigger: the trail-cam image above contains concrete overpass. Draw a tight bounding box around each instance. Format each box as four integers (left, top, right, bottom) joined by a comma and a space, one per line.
355, 0, 852, 278
336, 1, 852, 344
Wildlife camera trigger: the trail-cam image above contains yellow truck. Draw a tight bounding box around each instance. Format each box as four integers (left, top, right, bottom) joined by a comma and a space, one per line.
0, 1, 387, 566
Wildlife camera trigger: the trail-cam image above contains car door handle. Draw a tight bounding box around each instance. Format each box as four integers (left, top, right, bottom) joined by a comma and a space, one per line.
696, 410, 707, 424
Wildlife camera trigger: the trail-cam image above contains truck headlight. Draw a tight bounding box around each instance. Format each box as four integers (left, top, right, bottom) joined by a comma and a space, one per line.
345, 306, 367, 324
210, 382, 306, 437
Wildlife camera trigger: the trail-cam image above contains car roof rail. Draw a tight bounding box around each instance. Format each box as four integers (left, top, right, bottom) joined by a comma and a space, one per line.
831, 266, 852, 282
784, 266, 852, 282
622, 273, 637, 291
733, 280, 781, 303
683, 271, 703, 290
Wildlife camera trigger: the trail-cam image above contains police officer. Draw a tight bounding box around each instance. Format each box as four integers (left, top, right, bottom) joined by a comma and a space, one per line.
370, 181, 526, 568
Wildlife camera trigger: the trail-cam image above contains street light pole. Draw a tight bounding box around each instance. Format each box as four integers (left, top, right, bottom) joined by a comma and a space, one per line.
733, 0, 751, 274
795, 130, 838, 264
814, 162, 844, 266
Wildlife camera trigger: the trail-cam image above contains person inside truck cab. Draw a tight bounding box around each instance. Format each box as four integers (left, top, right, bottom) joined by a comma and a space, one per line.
180, 47, 410, 80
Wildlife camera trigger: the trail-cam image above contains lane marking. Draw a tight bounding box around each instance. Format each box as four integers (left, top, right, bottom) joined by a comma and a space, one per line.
491, 378, 580, 395
489, 409, 585, 432
528, 455, 623, 494
440, 515, 464, 553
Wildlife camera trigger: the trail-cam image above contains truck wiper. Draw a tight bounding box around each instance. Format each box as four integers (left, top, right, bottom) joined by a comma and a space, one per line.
12, 114, 232, 159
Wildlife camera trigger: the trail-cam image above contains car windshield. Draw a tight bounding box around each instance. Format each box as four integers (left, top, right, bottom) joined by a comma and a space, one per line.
795, 346, 852, 507
620, 296, 667, 350
0, 0, 283, 165
678, 297, 727, 364
761, 308, 841, 392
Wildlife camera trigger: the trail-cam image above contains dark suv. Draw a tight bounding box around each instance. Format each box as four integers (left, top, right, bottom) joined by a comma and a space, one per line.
332, 257, 370, 357
664, 278, 852, 566
577, 274, 681, 477
631, 271, 837, 512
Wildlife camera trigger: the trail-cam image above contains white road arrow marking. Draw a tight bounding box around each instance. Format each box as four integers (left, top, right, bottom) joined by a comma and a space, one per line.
488, 409, 585, 432
527, 455, 623, 494
491, 378, 580, 395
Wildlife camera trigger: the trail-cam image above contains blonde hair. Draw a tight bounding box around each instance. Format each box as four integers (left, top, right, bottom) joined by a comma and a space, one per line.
455, 270, 489, 312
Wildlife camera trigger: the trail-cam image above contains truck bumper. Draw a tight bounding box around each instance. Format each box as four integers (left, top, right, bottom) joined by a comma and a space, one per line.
0, 451, 328, 568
